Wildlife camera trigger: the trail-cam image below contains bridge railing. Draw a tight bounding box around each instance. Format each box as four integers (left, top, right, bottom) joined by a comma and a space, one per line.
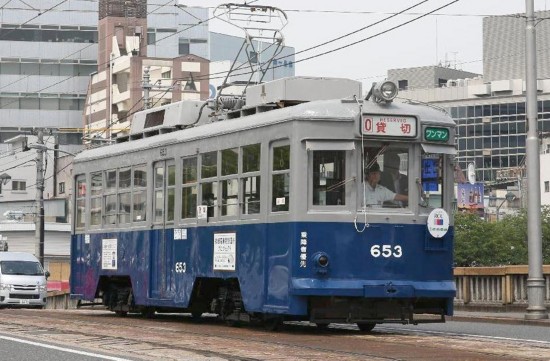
454, 266, 550, 306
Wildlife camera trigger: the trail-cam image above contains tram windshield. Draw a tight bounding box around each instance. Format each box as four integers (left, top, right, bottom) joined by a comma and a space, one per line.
363, 145, 409, 209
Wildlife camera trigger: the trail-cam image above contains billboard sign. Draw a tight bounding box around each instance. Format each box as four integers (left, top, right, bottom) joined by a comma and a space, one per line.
457, 182, 484, 216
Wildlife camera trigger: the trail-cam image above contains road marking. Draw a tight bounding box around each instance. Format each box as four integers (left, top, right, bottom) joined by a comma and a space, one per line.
0, 334, 133, 361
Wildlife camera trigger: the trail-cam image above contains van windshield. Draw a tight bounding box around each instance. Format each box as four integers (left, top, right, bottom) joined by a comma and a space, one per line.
0, 261, 43, 276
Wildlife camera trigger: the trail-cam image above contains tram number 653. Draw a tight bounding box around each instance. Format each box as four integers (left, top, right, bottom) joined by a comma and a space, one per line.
175, 262, 186, 273
370, 245, 402, 258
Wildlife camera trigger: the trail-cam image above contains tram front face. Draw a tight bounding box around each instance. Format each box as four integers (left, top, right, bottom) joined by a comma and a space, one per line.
295, 113, 456, 321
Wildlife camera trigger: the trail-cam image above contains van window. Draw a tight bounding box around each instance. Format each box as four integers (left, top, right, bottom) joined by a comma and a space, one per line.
0, 261, 43, 276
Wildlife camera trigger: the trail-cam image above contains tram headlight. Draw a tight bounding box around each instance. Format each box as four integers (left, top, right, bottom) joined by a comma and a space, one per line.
312, 252, 330, 275
369, 81, 398, 103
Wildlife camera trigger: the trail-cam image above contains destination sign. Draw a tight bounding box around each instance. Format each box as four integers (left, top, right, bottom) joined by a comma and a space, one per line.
362, 115, 417, 137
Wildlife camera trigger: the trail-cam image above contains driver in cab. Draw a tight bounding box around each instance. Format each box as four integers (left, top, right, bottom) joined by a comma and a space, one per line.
365, 162, 408, 208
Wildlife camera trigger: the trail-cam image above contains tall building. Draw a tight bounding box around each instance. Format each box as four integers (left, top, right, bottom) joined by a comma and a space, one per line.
483, 10, 550, 82
83, 0, 210, 141
0, 0, 209, 149
389, 11, 550, 197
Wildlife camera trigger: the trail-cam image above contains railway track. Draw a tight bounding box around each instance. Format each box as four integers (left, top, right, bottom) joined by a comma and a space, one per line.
1, 309, 548, 360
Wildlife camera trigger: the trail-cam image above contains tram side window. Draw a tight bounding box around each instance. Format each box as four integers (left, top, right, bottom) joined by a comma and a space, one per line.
242, 144, 261, 215
133, 165, 147, 222
181, 157, 197, 219
154, 166, 164, 222
421, 154, 443, 208
90, 172, 102, 226
75, 175, 86, 229
104, 169, 117, 225
202, 181, 218, 218
221, 147, 239, 217
272, 144, 290, 212
201, 151, 218, 218
118, 167, 131, 224
312, 151, 346, 206
166, 164, 176, 222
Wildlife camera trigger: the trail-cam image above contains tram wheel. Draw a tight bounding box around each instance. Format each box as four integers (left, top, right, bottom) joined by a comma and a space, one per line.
141, 307, 155, 319
356, 322, 376, 332
115, 310, 128, 317
191, 312, 203, 321
315, 322, 330, 330
263, 317, 283, 331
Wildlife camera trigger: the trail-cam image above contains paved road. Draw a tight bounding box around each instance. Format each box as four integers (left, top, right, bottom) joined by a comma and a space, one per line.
2, 308, 549, 360
0, 334, 138, 361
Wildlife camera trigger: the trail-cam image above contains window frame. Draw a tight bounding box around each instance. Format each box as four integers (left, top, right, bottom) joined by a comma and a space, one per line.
271, 141, 291, 213
309, 148, 350, 211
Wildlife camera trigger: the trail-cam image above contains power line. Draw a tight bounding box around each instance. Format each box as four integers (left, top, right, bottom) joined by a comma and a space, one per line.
173, 0, 461, 84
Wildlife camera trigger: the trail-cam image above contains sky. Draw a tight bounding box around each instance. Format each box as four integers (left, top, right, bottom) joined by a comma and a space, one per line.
181, 0, 550, 89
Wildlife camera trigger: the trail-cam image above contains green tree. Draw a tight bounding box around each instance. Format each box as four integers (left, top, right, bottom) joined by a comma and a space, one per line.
454, 212, 494, 266
454, 206, 550, 266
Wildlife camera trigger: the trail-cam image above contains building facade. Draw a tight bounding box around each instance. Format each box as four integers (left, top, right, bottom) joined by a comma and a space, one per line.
483, 10, 550, 82
390, 11, 550, 208
0, 0, 209, 149
388, 65, 479, 90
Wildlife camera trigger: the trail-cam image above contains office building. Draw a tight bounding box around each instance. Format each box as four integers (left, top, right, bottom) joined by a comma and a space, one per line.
388, 11, 550, 197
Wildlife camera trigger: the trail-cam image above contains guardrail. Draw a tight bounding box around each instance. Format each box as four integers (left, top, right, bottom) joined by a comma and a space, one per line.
454, 266, 550, 306
46, 266, 550, 310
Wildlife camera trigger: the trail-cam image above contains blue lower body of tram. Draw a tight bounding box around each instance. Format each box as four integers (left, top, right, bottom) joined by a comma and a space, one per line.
71, 221, 455, 327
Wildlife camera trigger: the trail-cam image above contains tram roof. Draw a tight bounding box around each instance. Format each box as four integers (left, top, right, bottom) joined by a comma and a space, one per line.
76, 98, 453, 163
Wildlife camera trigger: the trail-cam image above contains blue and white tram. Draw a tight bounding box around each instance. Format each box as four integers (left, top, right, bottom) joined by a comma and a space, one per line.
70, 77, 456, 331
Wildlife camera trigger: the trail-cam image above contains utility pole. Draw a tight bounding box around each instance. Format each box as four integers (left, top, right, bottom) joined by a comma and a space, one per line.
34, 129, 45, 267
524, 0, 548, 320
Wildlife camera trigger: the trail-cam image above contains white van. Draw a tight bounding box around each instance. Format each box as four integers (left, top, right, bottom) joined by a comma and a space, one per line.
0, 252, 50, 308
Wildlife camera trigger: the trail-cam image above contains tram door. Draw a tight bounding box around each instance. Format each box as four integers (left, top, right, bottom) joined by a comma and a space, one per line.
150, 160, 175, 299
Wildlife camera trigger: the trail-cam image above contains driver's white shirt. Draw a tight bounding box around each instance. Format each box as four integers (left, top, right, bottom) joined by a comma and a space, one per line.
365, 183, 396, 207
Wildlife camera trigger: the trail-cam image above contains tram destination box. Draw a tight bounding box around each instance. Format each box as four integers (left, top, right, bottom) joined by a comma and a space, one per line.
246, 76, 362, 107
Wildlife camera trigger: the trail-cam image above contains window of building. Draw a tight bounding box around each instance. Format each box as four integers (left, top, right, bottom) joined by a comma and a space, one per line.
545, 181, 549, 193
147, 32, 156, 45
178, 38, 190, 55
397, 79, 408, 90
437, 78, 447, 87
249, 51, 258, 64
58, 181, 65, 194
11, 180, 26, 191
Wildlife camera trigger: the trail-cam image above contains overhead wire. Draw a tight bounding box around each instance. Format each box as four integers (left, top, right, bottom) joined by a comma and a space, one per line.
174, 0, 461, 83
2, 0, 461, 138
